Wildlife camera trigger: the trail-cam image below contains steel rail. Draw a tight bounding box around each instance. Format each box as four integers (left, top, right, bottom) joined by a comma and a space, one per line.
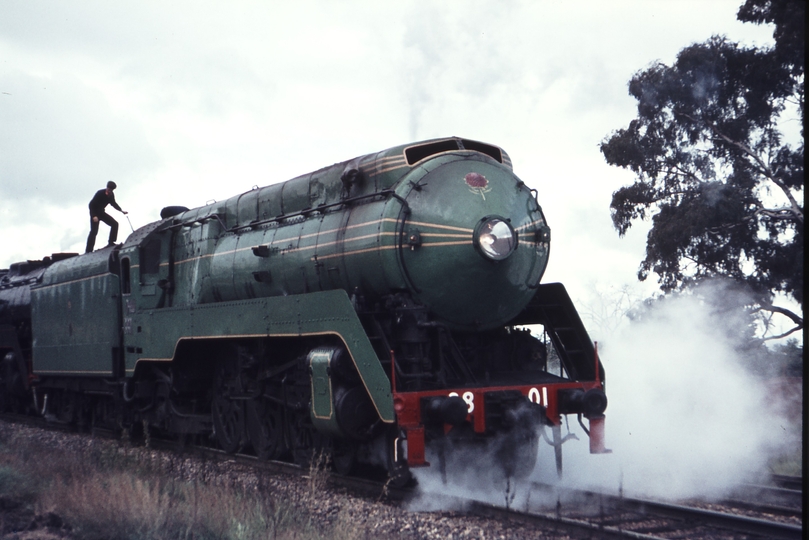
467, 499, 667, 540
536, 482, 803, 540
772, 474, 804, 491
731, 482, 803, 515
615, 494, 803, 539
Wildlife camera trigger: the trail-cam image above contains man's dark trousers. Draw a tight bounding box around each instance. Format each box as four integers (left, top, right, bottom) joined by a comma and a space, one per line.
85, 212, 118, 253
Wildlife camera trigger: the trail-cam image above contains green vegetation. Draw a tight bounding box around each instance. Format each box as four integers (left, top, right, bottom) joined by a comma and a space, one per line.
0, 429, 361, 540
601, 0, 804, 342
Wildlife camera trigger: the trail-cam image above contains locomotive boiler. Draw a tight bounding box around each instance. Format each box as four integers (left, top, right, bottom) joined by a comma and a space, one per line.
0, 137, 608, 482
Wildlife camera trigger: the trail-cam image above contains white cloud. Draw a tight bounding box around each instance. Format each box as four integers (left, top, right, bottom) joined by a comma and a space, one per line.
0, 72, 159, 206
0, 0, 775, 289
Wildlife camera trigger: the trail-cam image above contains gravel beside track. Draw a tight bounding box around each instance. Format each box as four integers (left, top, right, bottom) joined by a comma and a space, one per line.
0, 420, 580, 539
1, 419, 803, 539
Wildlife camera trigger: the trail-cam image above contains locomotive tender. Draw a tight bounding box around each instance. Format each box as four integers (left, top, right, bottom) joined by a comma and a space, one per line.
0, 137, 608, 481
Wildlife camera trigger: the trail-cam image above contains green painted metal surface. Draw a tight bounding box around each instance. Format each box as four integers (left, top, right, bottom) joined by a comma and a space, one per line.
31, 254, 120, 376
138, 138, 549, 331
395, 156, 549, 329
124, 289, 395, 422
308, 347, 343, 437
309, 349, 334, 420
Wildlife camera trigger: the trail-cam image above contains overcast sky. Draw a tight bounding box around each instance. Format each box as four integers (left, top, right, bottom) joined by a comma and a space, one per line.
0, 0, 776, 327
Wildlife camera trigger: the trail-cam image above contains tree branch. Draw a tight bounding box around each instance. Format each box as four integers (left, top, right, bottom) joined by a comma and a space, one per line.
753, 207, 801, 220
757, 324, 803, 342
666, 162, 704, 184
753, 303, 804, 326
679, 112, 804, 223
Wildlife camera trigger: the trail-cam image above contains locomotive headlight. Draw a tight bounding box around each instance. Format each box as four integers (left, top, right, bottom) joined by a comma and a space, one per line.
474, 217, 517, 261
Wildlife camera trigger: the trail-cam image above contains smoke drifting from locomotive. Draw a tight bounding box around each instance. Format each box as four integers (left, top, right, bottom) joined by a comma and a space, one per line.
408, 280, 798, 508
544, 281, 797, 500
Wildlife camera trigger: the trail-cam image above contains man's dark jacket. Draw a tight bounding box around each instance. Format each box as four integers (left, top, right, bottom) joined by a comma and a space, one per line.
89, 189, 122, 217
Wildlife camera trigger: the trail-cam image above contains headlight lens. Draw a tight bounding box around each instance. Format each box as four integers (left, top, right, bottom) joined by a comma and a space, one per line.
475, 217, 517, 260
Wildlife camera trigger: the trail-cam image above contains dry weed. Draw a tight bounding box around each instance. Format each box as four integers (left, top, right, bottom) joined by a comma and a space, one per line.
306, 448, 331, 497
0, 427, 339, 540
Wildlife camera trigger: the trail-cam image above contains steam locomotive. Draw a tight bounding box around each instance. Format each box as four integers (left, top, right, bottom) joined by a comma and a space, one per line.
0, 137, 608, 483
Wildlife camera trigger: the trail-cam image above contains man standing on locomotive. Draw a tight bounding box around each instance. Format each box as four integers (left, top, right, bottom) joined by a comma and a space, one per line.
85, 181, 128, 253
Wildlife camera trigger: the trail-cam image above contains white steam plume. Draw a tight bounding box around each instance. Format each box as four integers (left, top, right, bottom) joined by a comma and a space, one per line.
411, 280, 800, 508
537, 280, 799, 500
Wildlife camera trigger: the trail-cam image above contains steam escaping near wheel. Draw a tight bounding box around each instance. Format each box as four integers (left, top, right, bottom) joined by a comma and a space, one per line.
408, 421, 546, 511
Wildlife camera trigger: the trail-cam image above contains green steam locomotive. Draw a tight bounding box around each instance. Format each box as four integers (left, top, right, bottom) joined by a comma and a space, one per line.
0, 137, 608, 482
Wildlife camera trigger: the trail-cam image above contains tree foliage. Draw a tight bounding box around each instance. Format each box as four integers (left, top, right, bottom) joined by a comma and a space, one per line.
600, 0, 804, 340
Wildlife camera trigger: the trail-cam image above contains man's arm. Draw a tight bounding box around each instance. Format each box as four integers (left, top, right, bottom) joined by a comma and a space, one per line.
108, 193, 126, 214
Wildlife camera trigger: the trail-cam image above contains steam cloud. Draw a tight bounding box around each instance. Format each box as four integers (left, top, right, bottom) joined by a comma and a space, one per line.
410, 280, 800, 508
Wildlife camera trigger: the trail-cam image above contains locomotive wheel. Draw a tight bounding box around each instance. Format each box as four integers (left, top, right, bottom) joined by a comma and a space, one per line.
0, 358, 9, 413
289, 420, 330, 468
120, 417, 145, 444
91, 397, 117, 433
290, 421, 315, 467
246, 399, 286, 460
212, 394, 246, 454
55, 391, 78, 425
331, 440, 357, 475
1, 352, 28, 414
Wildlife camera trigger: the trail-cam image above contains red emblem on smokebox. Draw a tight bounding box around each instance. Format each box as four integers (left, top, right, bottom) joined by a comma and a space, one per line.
465, 172, 492, 200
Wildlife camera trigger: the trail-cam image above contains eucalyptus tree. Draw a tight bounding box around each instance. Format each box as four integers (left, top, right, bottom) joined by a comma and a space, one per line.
601, 0, 804, 340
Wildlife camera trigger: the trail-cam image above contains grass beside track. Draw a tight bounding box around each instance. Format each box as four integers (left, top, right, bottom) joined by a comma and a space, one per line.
0, 426, 358, 540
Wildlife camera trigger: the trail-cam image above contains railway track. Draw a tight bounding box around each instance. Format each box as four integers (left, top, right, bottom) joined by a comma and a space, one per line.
458, 481, 803, 539
772, 474, 804, 491
722, 481, 804, 518
2, 414, 803, 539
163, 441, 806, 539
138, 419, 806, 538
